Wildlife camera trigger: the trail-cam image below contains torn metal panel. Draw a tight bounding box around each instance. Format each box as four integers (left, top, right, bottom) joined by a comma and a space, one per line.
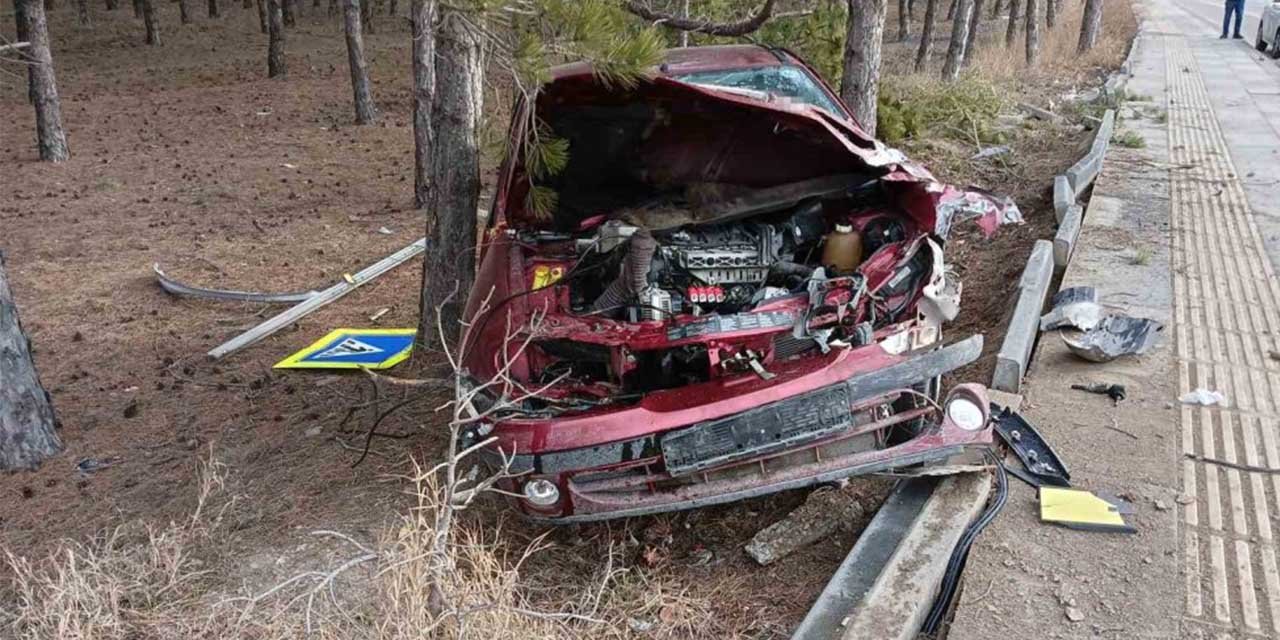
1061, 315, 1164, 363
1040, 286, 1104, 331
992, 407, 1071, 487
153, 263, 317, 304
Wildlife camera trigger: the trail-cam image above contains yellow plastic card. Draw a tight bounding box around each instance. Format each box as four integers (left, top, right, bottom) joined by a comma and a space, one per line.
1039, 486, 1134, 533
273, 328, 415, 370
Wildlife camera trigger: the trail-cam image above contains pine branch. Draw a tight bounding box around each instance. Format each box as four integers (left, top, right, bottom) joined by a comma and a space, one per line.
623, 0, 779, 36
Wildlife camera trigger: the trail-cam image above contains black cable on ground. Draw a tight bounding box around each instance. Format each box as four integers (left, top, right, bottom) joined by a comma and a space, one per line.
921, 449, 1009, 635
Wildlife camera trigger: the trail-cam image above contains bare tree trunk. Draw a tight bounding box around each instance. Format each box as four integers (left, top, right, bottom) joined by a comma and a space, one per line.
14, 0, 35, 105
178, 0, 189, 23
679, 0, 689, 46
23, 0, 69, 161
840, 0, 886, 135
1005, 0, 1020, 45
267, 0, 285, 76
1077, 0, 1102, 52
242, 0, 250, 9
76, 0, 90, 24
420, 8, 482, 351
962, 0, 984, 65
989, 0, 1001, 19
1045, 0, 1055, 28
1024, 0, 1039, 65
411, 0, 434, 210
897, 0, 909, 41
1024, 0, 1034, 64
360, 0, 373, 33
281, 0, 293, 26
941, 0, 971, 80
907, 0, 915, 20
256, 0, 266, 31
142, 0, 160, 44
105, 0, 118, 10
945, 0, 956, 19
133, 0, 142, 18
343, 0, 375, 124
206, 0, 217, 18
0, 253, 62, 472
914, 0, 938, 71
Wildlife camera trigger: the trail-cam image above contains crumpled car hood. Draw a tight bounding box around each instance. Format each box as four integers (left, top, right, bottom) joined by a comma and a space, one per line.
507, 74, 1022, 237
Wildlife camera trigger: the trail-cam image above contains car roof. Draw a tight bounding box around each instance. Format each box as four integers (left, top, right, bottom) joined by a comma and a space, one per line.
548, 44, 790, 81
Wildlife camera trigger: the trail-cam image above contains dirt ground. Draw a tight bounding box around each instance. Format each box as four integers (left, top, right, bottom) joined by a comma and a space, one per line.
0, 2, 1131, 636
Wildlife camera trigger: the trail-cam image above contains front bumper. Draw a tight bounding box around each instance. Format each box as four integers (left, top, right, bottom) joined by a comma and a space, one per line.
486, 336, 993, 523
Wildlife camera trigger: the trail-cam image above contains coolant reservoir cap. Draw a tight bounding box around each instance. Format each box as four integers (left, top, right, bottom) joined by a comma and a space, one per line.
834, 223, 853, 233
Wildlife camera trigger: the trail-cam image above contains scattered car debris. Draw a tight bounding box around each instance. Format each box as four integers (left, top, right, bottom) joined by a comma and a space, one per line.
993, 407, 1071, 488
1061, 315, 1163, 363
1040, 286, 1104, 332
76, 456, 121, 474
1071, 382, 1127, 405
368, 307, 391, 322
207, 237, 425, 360
1039, 486, 1135, 533
154, 263, 317, 304
1180, 388, 1225, 406
971, 145, 1011, 160
744, 486, 865, 566
376, 226, 393, 235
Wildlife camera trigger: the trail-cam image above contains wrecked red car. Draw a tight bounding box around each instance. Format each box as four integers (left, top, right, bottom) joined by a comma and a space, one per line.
461, 45, 1020, 522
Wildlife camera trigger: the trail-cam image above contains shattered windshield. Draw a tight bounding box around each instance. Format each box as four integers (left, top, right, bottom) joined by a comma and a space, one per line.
672, 65, 844, 117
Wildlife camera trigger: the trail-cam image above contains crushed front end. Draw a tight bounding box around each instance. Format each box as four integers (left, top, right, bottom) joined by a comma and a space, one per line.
459, 48, 1020, 522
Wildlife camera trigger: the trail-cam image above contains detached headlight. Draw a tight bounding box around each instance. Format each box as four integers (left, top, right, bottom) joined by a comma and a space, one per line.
945, 396, 987, 431
522, 479, 560, 507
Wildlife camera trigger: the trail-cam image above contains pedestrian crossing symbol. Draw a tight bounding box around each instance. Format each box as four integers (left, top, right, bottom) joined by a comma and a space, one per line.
273, 328, 416, 370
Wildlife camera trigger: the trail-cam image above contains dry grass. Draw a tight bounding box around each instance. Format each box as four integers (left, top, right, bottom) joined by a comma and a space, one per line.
0, 453, 720, 640
966, 0, 1139, 83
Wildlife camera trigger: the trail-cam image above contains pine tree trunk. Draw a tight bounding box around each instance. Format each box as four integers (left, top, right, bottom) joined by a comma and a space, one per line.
142, 0, 160, 44
941, 0, 971, 80
133, 0, 142, 18
896, 0, 909, 41
1024, 0, 1039, 65
907, 0, 915, 20
840, 0, 886, 136
256, 0, 266, 31
962, 0, 984, 65
14, 0, 35, 105
77, 0, 90, 24
178, 0, 189, 23
267, 0, 285, 76
385, 0, 392, 16
0, 253, 63, 472
411, 0, 434, 210
327, 0, 335, 17
23, 0, 69, 161
1045, 0, 1055, 28
360, 0, 373, 33
105, 0, 118, 10
207, 0, 217, 17
242, 0, 250, 9
945, 0, 956, 19
914, 0, 938, 71
419, 8, 482, 351
343, 0, 375, 124
1005, 0, 1020, 45
1077, 0, 1102, 52
989, 0, 1001, 19
281, 0, 293, 26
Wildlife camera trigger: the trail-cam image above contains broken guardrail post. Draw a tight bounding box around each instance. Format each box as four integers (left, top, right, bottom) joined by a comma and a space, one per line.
992, 240, 1054, 393
1053, 175, 1074, 223
1064, 110, 1116, 199
1053, 203, 1085, 270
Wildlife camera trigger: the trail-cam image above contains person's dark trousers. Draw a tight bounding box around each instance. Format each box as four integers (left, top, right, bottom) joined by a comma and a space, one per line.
1222, 0, 1244, 37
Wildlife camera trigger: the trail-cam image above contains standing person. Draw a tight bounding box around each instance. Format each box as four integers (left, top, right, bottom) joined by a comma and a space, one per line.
1222, 0, 1245, 38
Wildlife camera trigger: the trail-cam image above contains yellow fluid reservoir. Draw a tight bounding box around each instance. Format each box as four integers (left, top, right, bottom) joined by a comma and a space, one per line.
822, 224, 864, 273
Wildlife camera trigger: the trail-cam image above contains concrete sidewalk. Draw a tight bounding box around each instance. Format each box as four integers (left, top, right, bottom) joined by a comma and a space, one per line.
950, 2, 1280, 638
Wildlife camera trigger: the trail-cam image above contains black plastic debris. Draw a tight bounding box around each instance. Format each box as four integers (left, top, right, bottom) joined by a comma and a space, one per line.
1071, 382, 1127, 405
1040, 286, 1104, 331
991, 406, 1071, 488
1061, 315, 1164, 363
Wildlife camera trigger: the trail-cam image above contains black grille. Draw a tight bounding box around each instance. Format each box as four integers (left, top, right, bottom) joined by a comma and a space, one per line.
661, 384, 852, 475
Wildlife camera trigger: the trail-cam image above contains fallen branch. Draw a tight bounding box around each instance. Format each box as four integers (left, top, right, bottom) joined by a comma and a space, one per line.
623, 0, 785, 36
0, 41, 31, 54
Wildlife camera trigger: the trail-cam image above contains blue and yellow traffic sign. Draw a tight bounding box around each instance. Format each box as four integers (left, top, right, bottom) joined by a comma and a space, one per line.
273, 328, 416, 370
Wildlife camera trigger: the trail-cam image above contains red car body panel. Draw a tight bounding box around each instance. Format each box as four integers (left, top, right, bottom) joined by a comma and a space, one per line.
461, 46, 1019, 522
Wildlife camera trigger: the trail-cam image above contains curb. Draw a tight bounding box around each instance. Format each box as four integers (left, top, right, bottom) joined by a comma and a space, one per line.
991, 240, 1054, 393
791, 474, 991, 640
